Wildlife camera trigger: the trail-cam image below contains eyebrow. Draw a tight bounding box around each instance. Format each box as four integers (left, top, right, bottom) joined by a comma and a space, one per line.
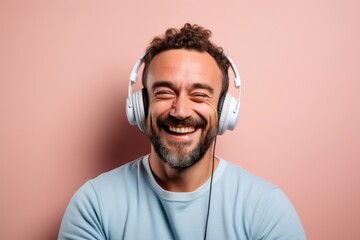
151, 81, 214, 94
191, 83, 214, 94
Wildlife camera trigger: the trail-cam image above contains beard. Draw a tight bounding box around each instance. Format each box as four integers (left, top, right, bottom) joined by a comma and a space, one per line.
147, 115, 217, 170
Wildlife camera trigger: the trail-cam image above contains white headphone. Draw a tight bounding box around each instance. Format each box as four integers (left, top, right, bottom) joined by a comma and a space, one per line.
126, 52, 242, 135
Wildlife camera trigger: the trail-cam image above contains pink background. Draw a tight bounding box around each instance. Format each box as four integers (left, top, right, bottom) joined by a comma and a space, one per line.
1, 0, 359, 239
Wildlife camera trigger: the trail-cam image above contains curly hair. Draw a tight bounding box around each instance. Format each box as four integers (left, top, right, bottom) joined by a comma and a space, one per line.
141, 23, 230, 97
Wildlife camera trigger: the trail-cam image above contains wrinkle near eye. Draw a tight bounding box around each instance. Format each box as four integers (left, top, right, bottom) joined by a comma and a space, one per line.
154, 90, 175, 98
190, 94, 209, 103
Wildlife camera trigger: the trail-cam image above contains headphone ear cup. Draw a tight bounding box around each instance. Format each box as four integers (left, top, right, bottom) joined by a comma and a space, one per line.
127, 89, 146, 132
126, 95, 136, 126
217, 93, 226, 117
142, 88, 148, 118
218, 93, 241, 135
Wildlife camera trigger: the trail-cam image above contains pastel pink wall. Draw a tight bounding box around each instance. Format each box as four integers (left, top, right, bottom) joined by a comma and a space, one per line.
1, 0, 359, 239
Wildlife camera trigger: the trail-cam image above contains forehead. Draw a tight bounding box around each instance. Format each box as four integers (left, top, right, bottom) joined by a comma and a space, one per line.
146, 49, 222, 92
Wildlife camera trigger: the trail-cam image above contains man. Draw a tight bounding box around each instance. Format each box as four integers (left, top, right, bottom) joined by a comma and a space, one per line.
59, 23, 306, 240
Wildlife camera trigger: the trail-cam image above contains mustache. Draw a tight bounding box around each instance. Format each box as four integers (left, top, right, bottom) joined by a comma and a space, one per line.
157, 115, 206, 129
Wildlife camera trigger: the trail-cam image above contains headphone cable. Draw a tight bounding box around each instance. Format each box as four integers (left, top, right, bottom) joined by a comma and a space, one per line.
203, 137, 217, 240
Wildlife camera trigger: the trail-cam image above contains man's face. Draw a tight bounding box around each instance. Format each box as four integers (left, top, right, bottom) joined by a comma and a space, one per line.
145, 49, 223, 170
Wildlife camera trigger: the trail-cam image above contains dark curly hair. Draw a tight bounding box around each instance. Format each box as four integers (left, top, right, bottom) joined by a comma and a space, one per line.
141, 23, 230, 97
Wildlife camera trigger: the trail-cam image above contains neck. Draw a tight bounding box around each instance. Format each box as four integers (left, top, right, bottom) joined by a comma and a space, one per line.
148, 146, 218, 192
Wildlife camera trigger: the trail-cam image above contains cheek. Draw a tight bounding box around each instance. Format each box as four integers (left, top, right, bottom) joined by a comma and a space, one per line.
194, 104, 219, 123
147, 102, 171, 124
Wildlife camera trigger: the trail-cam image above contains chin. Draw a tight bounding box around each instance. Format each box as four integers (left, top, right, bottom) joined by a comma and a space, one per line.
150, 135, 212, 170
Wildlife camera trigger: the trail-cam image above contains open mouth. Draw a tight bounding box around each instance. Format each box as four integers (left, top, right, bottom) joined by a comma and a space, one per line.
165, 126, 197, 135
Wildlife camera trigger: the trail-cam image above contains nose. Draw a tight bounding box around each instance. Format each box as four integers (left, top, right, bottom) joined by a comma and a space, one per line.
169, 95, 191, 120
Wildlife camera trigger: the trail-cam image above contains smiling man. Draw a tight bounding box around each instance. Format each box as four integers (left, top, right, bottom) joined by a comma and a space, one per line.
58, 23, 306, 240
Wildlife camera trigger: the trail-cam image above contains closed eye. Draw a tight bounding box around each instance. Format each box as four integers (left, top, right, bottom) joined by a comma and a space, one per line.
190, 93, 209, 102
154, 90, 175, 99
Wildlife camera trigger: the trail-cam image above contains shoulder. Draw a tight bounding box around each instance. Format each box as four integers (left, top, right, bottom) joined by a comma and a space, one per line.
59, 156, 149, 239
219, 159, 306, 239
220, 159, 296, 212
220, 159, 278, 195
71, 156, 146, 205
89, 156, 144, 187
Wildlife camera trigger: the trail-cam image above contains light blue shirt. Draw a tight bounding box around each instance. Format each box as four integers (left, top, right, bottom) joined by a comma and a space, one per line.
59, 155, 306, 240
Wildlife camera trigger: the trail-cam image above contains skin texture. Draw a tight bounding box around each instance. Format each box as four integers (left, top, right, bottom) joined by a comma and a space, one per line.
145, 49, 223, 192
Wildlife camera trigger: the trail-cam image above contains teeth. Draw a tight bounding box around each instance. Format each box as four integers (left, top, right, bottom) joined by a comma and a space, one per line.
169, 126, 196, 134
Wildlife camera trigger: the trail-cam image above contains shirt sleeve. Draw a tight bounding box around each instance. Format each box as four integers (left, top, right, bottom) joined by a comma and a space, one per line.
251, 188, 307, 240
58, 181, 106, 240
